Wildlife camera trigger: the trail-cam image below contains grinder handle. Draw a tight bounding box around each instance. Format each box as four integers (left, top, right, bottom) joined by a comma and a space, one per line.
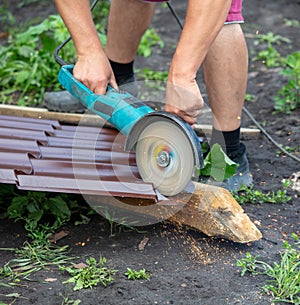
58, 65, 154, 135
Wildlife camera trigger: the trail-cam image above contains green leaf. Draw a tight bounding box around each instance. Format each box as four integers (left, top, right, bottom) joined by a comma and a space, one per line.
40, 33, 57, 53
7, 196, 28, 219
15, 70, 31, 84
18, 46, 34, 58
200, 144, 238, 182
48, 196, 71, 220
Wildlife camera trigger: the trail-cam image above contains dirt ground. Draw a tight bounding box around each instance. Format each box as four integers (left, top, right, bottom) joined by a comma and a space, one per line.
0, 0, 299, 304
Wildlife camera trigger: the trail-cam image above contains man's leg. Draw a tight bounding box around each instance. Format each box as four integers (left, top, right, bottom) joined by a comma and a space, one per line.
202, 23, 253, 190
203, 23, 248, 133
106, 0, 155, 63
105, 0, 155, 92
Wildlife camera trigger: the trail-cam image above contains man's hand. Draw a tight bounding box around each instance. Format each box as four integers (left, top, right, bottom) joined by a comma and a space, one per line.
73, 51, 118, 95
165, 77, 204, 126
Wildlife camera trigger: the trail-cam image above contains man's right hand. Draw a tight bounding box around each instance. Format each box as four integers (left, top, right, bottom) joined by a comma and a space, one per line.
73, 50, 118, 95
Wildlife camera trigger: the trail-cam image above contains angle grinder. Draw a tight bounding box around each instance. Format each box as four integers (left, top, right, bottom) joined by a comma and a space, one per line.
57, 65, 203, 196
53, 0, 203, 196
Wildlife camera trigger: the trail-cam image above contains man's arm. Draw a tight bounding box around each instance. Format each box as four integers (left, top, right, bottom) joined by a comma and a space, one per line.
165, 0, 232, 125
54, 0, 117, 94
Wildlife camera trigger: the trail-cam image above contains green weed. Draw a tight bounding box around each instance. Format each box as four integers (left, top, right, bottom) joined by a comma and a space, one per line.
273, 51, 300, 113
283, 18, 300, 28
237, 234, 300, 304
232, 183, 292, 205
59, 288, 81, 305
61, 257, 117, 290
125, 268, 151, 281
91, 0, 110, 29
254, 46, 283, 68
253, 32, 290, 68
137, 28, 164, 58
17, 0, 48, 8
245, 93, 257, 103
0, 15, 75, 106
136, 68, 169, 99
0, 292, 28, 304
276, 145, 300, 157
255, 32, 291, 46
0, 220, 75, 282
7, 191, 74, 231
96, 207, 146, 237
137, 68, 169, 88
0, 4, 16, 31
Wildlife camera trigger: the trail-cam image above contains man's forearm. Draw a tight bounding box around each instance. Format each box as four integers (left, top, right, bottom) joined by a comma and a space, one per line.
171, 0, 232, 78
54, 0, 103, 56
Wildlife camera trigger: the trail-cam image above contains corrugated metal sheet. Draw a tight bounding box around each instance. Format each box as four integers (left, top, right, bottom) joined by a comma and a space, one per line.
0, 115, 157, 199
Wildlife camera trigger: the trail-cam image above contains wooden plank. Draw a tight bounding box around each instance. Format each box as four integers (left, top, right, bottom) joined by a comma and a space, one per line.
193, 124, 261, 140
0, 105, 261, 138
0, 104, 105, 126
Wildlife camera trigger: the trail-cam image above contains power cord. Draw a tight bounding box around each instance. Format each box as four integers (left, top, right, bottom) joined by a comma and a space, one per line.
242, 107, 300, 163
166, 1, 300, 163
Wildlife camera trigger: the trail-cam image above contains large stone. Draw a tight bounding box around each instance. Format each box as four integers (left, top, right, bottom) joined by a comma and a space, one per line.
169, 182, 262, 243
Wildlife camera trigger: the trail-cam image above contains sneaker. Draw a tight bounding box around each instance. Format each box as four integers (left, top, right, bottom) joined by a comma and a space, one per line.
43, 91, 86, 113
43, 75, 138, 113
199, 142, 253, 192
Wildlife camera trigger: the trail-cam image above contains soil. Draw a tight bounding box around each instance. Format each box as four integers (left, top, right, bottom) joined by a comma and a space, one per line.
0, 0, 299, 305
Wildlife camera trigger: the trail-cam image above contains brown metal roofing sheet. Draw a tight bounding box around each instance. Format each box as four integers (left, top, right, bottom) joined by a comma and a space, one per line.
30, 159, 140, 181
0, 114, 61, 128
0, 152, 33, 173
0, 138, 41, 157
17, 175, 156, 198
0, 127, 49, 143
0, 114, 157, 200
0, 169, 16, 184
0, 119, 56, 134
39, 146, 136, 164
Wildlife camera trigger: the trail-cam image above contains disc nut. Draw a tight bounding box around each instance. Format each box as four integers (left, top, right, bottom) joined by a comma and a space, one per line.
156, 150, 171, 168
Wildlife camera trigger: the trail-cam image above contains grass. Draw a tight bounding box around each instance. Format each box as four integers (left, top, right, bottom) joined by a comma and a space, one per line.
60, 257, 117, 290
232, 183, 292, 205
96, 206, 147, 237
237, 234, 300, 304
0, 225, 74, 282
125, 268, 151, 281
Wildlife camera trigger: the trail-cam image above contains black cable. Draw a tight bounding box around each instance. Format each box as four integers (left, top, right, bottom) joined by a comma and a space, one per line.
166, 1, 300, 163
166, 2, 183, 30
242, 106, 300, 163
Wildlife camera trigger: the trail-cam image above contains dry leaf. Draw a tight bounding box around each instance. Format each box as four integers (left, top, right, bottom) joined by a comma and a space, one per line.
49, 230, 69, 243
74, 263, 88, 269
138, 237, 149, 251
44, 278, 57, 282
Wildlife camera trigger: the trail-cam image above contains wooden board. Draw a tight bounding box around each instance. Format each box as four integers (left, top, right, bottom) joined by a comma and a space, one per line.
0, 105, 261, 138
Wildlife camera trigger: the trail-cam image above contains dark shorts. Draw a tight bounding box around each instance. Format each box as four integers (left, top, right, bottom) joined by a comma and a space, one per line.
143, 0, 244, 23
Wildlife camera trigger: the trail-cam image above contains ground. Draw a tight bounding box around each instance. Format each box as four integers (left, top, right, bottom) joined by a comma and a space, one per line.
0, 0, 299, 304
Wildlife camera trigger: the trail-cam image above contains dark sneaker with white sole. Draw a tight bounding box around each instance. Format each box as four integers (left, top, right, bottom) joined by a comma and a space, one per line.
199, 142, 253, 192
43, 75, 138, 113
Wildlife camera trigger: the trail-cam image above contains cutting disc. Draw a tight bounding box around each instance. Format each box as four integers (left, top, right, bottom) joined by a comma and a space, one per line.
135, 118, 195, 196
